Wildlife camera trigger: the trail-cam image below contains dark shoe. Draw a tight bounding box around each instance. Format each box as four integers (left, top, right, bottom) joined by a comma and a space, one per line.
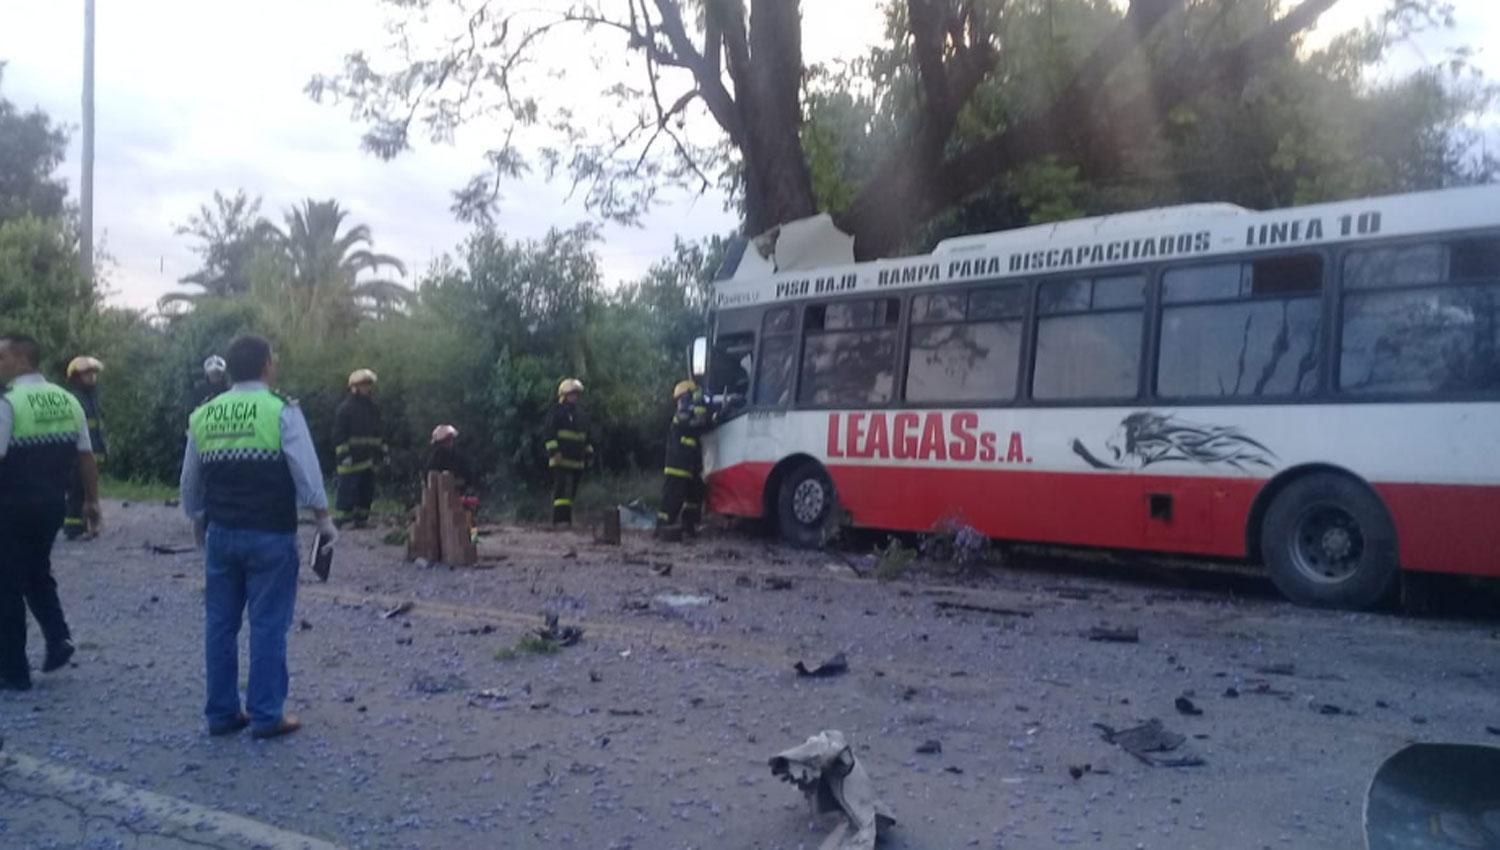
251, 714, 301, 739
208, 712, 250, 736
41, 640, 75, 673
0, 676, 32, 692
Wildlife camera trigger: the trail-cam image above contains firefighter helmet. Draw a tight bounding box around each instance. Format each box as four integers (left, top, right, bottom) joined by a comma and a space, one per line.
557, 378, 584, 399
672, 380, 697, 401
66, 356, 104, 378
431, 424, 459, 444
202, 355, 226, 376
348, 368, 378, 387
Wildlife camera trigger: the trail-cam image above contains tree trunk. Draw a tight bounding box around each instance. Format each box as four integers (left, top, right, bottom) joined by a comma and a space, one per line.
737, 0, 817, 235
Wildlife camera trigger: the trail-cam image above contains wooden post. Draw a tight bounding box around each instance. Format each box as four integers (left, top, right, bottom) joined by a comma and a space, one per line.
597, 508, 621, 545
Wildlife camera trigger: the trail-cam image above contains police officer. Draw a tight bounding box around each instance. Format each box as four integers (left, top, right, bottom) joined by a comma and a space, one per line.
657, 380, 712, 540
542, 378, 592, 526
332, 369, 386, 528
179, 334, 337, 738
63, 356, 107, 540
0, 333, 99, 690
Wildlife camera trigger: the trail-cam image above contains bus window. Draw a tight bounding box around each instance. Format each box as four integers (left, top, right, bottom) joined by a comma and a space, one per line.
1158, 257, 1323, 399
708, 332, 754, 399
1340, 238, 1500, 395
755, 310, 798, 406
906, 284, 1024, 403
1032, 275, 1144, 400
798, 298, 900, 406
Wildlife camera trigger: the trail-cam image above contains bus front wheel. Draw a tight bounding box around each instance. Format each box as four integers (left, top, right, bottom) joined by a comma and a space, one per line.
776, 463, 837, 548
1260, 472, 1399, 610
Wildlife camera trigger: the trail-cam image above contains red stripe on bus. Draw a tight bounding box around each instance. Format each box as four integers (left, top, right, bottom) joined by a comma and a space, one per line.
706, 462, 1500, 578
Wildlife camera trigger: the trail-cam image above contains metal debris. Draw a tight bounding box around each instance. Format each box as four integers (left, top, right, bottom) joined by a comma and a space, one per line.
1087, 626, 1140, 643
795, 652, 849, 678
381, 601, 414, 619
769, 730, 894, 850
934, 600, 1032, 618
1095, 719, 1205, 767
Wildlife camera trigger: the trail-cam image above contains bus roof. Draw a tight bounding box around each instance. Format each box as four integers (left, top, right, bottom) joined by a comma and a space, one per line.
713, 183, 1500, 310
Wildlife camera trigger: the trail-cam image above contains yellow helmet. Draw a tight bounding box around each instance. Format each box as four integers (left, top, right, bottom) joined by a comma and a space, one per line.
66, 356, 104, 378
672, 380, 697, 401
348, 368, 378, 387
557, 378, 584, 399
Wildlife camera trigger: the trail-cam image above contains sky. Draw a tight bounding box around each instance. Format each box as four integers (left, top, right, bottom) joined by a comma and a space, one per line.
0, 0, 1495, 311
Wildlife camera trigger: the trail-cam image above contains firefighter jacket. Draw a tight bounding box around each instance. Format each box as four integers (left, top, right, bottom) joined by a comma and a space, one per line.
663, 389, 712, 478
333, 393, 387, 475
543, 401, 593, 470
69, 382, 107, 462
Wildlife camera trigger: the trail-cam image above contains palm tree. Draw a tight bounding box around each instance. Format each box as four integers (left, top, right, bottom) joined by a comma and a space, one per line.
255, 199, 410, 329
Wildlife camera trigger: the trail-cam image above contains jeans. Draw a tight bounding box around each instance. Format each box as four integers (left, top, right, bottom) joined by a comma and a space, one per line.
0, 500, 68, 684
203, 523, 299, 731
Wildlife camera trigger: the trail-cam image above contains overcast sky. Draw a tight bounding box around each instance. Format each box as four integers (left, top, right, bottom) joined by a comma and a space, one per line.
0, 0, 1494, 311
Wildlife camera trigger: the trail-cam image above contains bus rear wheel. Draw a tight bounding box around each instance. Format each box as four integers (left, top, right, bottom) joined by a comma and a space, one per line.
776, 462, 836, 549
1260, 472, 1399, 610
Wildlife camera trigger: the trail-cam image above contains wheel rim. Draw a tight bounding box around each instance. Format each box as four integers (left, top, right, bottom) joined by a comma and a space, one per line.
1288, 502, 1365, 584
791, 478, 827, 525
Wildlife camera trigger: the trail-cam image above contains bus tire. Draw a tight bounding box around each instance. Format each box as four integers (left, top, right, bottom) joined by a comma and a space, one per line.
776, 462, 836, 549
1260, 472, 1399, 610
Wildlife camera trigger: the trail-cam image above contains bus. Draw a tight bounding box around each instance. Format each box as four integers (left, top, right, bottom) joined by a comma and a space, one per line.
691, 184, 1500, 610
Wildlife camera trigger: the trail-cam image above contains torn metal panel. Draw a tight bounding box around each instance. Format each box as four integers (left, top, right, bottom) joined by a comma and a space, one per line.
769, 730, 894, 850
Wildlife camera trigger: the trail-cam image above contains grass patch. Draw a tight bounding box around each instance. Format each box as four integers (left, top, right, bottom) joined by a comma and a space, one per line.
382, 528, 409, 546
873, 537, 917, 582
99, 476, 178, 502
494, 633, 562, 661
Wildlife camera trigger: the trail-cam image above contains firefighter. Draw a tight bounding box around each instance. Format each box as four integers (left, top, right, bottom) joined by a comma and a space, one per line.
196, 355, 228, 406
332, 369, 386, 528
657, 380, 712, 540
426, 424, 475, 493
63, 356, 107, 541
542, 378, 592, 526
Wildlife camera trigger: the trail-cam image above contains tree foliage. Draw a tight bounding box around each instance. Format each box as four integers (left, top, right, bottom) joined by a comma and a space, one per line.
0, 64, 70, 225
305, 0, 1490, 260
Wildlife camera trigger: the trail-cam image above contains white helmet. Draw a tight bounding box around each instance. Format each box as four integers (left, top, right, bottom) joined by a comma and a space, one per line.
348, 368, 378, 387
430, 424, 459, 444
557, 378, 584, 400
203, 355, 226, 376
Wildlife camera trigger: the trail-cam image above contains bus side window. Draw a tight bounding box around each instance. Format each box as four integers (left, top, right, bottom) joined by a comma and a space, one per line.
1157, 256, 1323, 399
798, 298, 901, 406
906, 284, 1025, 403
755, 307, 797, 406
1340, 238, 1500, 395
1032, 274, 1145, 401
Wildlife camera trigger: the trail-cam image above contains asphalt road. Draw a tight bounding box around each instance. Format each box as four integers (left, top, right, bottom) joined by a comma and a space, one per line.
1, 500, 1497, 849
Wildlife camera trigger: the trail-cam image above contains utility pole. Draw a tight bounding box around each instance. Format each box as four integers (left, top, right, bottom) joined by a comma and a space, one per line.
81, 0, 95, 281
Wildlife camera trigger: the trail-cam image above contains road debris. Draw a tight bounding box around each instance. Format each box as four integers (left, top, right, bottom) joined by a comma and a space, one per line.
535, 612, 584, 647
1068, 764, 1092, 780
412, 673, 469, 695
145, 542, 195, 555
617, 500, 656, 531
1175, 696, 1204, 716
763, 575, 795, 591
1486, 726, 1500, 736
1255, 662, 1297, 676
1095, 719, 1205, 767
915, 739, 942, 755
1087, 626, 1140, 643
649, 562, 673, 577
933, 600, 1032, 618
381, 601, 414, 619
1316, 702, 1355, 716
769, 730, 895, 850
795, 652, 849, 678
653, 593, 712, 611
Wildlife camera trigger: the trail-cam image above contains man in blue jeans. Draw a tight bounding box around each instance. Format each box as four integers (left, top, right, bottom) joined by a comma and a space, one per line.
179, 335, 338, 739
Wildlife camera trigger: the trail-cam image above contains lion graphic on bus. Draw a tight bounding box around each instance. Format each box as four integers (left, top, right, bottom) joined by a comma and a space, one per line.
1071, 412, 1277, 472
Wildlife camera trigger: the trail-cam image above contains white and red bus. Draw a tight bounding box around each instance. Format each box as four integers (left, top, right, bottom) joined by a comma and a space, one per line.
693, 184, 1500, 609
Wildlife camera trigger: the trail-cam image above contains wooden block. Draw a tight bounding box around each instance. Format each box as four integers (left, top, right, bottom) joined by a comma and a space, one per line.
597, 508, 621, 545
435, 472, 476, 566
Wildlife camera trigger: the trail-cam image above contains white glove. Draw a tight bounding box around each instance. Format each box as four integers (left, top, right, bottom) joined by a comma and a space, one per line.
316, 517, 339, 554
